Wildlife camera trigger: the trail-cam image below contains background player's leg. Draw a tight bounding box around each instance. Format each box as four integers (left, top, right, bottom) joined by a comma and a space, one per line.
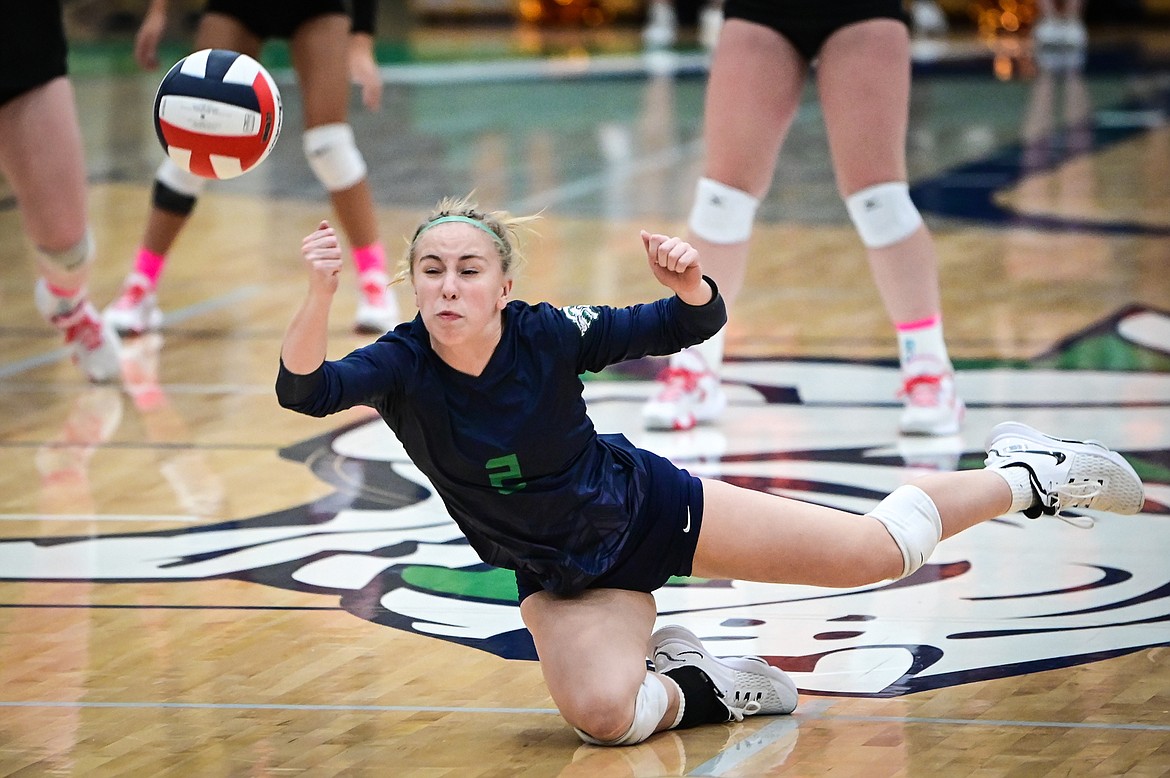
817, 19, 962, 435
0, 76, 120, 381
106, 14, 262, 335
644, 18, 807, 431
290, 14, 398, 333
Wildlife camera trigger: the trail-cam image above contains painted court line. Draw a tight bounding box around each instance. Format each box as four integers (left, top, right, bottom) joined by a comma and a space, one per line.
373, 51, 710, 86
796, 711, 1170, 732
0, 700, 560, 715
0, 513, 199, 522
2, 700, 1167, 734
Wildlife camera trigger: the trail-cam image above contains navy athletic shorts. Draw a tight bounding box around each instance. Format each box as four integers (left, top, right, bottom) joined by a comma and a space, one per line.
204, 0, 348, 40
515, 447, 705, 603
0, 1, 68, 108
723, 0, 909, 62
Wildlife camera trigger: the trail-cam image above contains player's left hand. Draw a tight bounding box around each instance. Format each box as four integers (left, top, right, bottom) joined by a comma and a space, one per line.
348, 33, 383, 112
134, 7, 167, 70
641, 230, 708, 305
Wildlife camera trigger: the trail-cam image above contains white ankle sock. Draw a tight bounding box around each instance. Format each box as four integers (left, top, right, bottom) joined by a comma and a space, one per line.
988, 466, 1038, 514
671, 329, 724, 375
896, 317, 951, 374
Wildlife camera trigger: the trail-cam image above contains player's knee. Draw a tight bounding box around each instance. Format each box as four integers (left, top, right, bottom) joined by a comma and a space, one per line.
688, 177, 759, 244
571, 706, 634, 745
572, 674, 668, 746
302, 122, 367, 192
843, 181, 924, 249
37, 229, 94, 272
866, 484, 942, 580
153, 158, 206, 216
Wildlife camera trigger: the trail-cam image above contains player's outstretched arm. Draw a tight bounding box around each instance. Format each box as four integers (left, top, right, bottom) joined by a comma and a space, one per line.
281, 221, 342, 374
641, 230, 712, 307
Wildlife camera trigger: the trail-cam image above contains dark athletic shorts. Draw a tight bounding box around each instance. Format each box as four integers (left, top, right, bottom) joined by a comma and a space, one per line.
515, 447, 705, 603
723, 0, 909, 62
0, 1, 68, 108
204, 0, 347, 40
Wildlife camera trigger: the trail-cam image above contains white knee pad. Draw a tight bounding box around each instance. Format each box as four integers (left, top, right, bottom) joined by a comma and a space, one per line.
867, 484, 941, 579
156, 157, 207, 198
844, 181, 923, 249
574, 673, 672, 746
688, 177, 759, 244
303, 123, 367, 192
38, 230, 94, 272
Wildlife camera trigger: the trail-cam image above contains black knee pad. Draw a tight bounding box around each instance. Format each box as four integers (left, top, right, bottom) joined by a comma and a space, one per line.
152, 179, 198, 216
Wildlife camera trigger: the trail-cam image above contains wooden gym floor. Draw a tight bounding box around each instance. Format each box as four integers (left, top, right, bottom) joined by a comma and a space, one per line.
1, 18, 1169, 777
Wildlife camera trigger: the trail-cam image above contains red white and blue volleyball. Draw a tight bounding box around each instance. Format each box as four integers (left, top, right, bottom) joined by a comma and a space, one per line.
153, 49, 282, 180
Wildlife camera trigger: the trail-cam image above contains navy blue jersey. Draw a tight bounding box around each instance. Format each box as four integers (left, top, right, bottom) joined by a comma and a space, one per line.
276, 285, 726, 595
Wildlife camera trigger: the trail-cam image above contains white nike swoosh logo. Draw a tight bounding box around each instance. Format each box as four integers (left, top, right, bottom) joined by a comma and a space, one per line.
682, 505, 691, 534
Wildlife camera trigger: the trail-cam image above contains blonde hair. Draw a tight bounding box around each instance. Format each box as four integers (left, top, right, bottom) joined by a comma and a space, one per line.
394, 194, 539, 284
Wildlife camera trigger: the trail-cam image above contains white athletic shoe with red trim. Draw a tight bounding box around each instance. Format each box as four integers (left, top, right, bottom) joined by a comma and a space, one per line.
898, 368, 965, 436
104, 272, 163, 335
650, 625, 798, 719
642, 351, 726, 431
36, 280, 122, 383
354, 271, 400, 334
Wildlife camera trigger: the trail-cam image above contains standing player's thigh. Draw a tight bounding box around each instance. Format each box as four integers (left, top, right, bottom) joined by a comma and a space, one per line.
194, 13, 263, 58
289, 14, 351, 127
520, 588, 657, 716
0, 78, 88, 249
703, 19, 808, 195
816, 18, 912, 195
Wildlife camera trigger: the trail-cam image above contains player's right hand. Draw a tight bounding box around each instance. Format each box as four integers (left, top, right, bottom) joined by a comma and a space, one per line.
302, 220, 343, 295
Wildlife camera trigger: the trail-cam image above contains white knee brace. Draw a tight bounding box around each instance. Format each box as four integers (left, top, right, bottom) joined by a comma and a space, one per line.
844, 181, 923, 249
688, 177, 759, 244
574, 673, 674, 746
38, 230, 94, 272
867, 484, 942, 579
303, 123, 367, 192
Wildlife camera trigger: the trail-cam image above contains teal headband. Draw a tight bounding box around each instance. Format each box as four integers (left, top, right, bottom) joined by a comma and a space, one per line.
417, 215, 505, 247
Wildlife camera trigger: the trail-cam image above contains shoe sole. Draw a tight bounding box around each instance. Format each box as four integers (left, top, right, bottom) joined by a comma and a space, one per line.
986, 422, 1145, 515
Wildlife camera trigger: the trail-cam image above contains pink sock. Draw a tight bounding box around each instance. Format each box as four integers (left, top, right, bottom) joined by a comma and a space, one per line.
45, 282, 83, 301
352, 243, 386, 277
895, 315, 939, 333
134, 248, 167, 287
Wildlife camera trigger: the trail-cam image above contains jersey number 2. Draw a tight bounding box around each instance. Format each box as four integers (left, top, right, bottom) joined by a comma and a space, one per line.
486, 454, 527, 495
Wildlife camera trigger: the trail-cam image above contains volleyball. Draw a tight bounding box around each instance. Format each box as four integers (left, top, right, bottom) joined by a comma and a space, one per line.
153, 49, 282, 180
